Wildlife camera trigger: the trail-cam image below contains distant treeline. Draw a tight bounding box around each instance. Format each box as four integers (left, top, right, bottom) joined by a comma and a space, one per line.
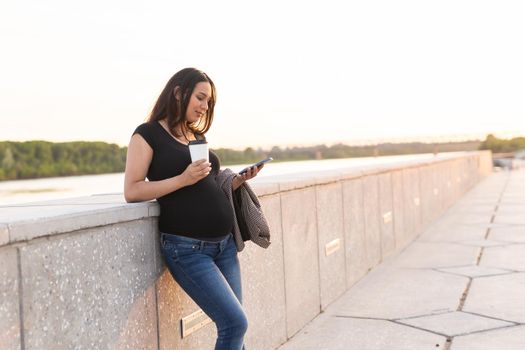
0, 141, 126, 181
0, 135, 522, 181
216, 140, 481, 165
479, 134, 525, 154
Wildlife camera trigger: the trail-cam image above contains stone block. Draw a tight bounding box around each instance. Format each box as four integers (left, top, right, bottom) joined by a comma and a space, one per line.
0, 246, 20, 350
434, 163, 445, 214
391, 171, 407, 252
342, 178, 368, 289
362, 175, 381, 267
448, 159, 460, 203
156, 269, 193, 350
378, 172, 395, 259
20, 219, 158, 350
455, 160, 465, 193
155, 223, 218, 350
315, 183, 346, 310
418, 165, 435, 229
419, 164, 441, 223
402, 167, 422, 240
281, 188, 321, 338
242, 194, 287, 350
444, 161, 457, 210
177, 288, 217, 350
478, 151, 494, 176
0, 224, 8, 247
441, 162, 455, 210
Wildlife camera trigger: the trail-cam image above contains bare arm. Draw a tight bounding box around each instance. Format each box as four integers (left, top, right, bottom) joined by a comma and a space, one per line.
124, 133, 211, 202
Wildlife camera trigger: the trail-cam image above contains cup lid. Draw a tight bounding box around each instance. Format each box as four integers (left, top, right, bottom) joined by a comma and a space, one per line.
188, 140, 208, 145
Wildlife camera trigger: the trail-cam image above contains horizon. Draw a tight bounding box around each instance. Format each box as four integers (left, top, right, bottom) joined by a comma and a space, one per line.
2, 131, 519, 151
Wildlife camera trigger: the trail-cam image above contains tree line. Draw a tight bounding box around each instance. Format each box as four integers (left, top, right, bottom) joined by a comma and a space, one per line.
478, 134, 525, 154
0, 141, 127, 180
0, 134, 523, 181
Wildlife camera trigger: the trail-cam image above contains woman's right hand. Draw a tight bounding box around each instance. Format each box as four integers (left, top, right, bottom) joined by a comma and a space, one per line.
180, 159, 212, 186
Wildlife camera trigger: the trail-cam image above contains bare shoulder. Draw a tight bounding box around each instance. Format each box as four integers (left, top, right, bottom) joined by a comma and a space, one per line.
129, 133, 152, 152
126, 133, 153, 169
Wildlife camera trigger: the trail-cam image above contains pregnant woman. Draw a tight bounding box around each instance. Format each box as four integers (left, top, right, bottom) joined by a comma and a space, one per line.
124, 67, 262, 349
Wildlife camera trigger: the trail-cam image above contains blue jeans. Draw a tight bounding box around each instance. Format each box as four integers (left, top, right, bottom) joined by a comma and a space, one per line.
160, 233, 247, 350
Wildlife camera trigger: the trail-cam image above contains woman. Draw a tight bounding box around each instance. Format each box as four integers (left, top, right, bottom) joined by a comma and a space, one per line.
124, 68, 260, 349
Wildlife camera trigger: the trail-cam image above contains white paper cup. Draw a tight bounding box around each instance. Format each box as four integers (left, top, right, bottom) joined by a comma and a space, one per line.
188, 140, 209, 162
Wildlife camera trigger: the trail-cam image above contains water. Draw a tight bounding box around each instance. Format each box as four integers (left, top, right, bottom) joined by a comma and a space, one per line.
0, 153, 459, 206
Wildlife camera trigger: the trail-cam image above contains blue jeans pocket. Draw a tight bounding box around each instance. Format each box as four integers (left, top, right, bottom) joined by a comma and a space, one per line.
162, 239, 200, 263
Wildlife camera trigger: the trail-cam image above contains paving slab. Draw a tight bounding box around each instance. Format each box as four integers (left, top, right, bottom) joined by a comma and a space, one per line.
278, 314, 446, 350
435, 212, 493, 226
493, 214, 525, 225
443, 203, 497, 214
496, 203, 525, 212
479, 245, 525, 271
489, 226, 525, 243
419, 226, 488, 242
319, 265, 466, 320
436, 265, 513, 278
390, 241, 480, 269
396, 311, 515, 337
452, 325, 525, 350
455, 239, 510, 247
462, 273, 525, 323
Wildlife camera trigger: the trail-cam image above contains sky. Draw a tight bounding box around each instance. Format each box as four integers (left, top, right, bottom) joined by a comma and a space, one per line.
1, 0, 524, 150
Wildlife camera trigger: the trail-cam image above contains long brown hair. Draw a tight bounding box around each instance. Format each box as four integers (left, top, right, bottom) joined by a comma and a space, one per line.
148, 68, 216, 139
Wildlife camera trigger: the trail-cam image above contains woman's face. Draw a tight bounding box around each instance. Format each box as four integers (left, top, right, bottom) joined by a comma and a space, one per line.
185, 81, 212, 124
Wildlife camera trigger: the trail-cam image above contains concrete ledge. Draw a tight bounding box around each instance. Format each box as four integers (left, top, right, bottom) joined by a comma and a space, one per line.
0, 151, 493, 349
0, 195, 157, 246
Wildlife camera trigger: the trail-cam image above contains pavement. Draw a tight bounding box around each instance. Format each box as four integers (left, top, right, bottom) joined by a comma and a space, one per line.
278, 168, 525, 350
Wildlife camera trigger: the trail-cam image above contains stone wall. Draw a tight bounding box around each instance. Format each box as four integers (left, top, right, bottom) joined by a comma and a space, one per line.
0, 151, 492, 350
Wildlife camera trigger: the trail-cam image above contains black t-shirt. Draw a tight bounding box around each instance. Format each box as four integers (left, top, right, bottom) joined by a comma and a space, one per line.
133, 121, 233, 238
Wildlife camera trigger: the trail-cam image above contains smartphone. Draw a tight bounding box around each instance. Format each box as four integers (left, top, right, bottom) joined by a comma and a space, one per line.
239, 157, 273, 175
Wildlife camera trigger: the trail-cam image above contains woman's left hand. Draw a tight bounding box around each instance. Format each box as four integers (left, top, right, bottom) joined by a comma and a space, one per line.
232, 165, 263, 190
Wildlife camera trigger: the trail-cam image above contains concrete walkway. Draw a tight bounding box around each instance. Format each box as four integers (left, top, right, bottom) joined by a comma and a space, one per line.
278, 169, 525, 350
